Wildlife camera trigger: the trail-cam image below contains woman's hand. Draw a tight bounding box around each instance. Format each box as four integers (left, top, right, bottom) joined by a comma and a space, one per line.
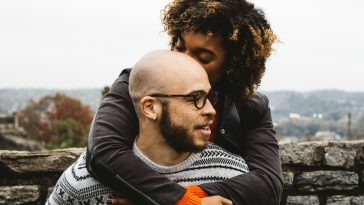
106, 197, 135, 205
201, 195, 233, 205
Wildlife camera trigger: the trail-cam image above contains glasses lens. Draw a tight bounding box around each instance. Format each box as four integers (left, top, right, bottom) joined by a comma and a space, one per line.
194, 90, 218, 109
195, 92, 205, 109
207, 91, 218, 106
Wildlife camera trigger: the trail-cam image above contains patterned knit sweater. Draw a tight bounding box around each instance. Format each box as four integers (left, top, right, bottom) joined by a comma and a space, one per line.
47, 143, 249, 205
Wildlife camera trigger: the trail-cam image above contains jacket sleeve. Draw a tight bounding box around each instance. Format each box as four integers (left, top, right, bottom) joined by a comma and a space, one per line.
199, 94, 283, 205
86, 71, 186, 205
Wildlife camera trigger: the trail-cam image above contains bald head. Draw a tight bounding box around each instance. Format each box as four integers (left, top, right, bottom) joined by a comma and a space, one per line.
129, 50, 209, 111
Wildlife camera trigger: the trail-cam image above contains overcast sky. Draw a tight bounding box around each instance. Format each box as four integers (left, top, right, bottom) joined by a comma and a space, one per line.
0, 0, 363, 91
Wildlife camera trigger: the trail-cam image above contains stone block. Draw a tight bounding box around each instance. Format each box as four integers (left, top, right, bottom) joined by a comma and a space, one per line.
0, 173, 60, 186
286, 195, 319, 205
283, 171, 294, 188
0, 185, 39, 204
326, 195, 364, 205
0, 148, 84, 174
280, 142, 326, 166
295, 171, 358, 192
351, 196, 364, 205
324, 147, 356, 169
357, 147, 364, 167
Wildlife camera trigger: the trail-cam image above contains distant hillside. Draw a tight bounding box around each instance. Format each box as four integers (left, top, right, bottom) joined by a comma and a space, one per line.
1, 89, 364, 123
0, 88, 102, 114
264, 90, 364, 121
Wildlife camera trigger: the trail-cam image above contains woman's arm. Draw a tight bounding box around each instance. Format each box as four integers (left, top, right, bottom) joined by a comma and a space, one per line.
87, 70, 282, 204
86, 70, 186, 205
199, 94, 283, 205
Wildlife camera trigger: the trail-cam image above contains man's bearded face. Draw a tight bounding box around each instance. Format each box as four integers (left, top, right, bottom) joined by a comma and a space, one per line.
159, 103, 207, 153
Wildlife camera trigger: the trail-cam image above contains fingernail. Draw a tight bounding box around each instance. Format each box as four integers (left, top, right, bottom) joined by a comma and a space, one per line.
106, 199, 112, 205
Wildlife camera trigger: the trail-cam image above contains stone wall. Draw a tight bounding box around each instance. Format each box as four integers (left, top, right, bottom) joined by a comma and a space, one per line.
0, 148, 84, 205
0, 133, 44, 151
0, 140, 363, 205
280, 140, 364, 205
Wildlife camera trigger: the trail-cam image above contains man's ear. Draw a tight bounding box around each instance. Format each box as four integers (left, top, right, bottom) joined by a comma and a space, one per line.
140, 96, 160, 121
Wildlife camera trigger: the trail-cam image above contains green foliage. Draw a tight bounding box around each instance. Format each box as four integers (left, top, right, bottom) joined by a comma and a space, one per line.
101, 86, 110, 99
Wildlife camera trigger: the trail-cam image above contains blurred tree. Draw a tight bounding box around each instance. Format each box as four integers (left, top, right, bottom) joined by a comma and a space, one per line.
351, 120, 364, 140
326, 112, 342, 121
18, 93, 94, 148
101, 86, 110, 99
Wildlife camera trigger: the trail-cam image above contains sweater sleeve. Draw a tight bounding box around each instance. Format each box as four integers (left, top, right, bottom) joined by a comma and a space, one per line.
175, 190, 202, 205
175, 185, 208, 205
86, 72, 186, 205
184, 185, 209, 198
199, 97, 283, 205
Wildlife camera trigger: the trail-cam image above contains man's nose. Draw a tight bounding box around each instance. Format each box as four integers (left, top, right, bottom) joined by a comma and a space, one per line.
202, 99, 216, 117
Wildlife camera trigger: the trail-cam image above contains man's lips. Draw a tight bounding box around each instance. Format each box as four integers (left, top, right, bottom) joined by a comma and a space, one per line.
195, 125, 212, 139
195, 125, 210, 130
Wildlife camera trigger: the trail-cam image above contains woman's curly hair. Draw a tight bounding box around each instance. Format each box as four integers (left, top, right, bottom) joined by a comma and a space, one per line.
162, 0, 277, 99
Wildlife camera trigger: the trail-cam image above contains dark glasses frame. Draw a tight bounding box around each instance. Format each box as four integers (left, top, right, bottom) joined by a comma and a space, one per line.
150, 89, 218, 109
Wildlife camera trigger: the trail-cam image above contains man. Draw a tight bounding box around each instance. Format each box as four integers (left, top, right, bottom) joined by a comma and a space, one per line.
47, 50, 248, 205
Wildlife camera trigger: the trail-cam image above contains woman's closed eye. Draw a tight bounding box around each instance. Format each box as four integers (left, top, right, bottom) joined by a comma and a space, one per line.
198, 56, 212, 64
198, 52, 214, 65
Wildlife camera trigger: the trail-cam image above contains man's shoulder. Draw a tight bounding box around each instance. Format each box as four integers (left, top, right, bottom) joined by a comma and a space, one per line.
47, 152, 114, 204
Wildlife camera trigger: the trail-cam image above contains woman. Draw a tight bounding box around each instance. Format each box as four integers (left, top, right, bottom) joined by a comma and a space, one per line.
86, 0, 283, 204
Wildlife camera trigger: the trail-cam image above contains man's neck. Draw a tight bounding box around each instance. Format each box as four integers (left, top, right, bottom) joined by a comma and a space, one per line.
136, 132, 190, 166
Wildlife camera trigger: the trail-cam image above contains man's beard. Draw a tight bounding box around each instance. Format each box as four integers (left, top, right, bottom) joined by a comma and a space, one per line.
159, 104, 206, 153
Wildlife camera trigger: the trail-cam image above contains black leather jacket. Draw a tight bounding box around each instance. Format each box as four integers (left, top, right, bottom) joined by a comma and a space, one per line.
86, 69, 283, 205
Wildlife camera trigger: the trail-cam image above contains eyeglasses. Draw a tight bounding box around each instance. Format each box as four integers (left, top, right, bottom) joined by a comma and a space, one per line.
150, 89, 218, 109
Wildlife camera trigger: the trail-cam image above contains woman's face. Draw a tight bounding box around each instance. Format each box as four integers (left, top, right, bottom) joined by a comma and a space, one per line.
173, 32, 228, 85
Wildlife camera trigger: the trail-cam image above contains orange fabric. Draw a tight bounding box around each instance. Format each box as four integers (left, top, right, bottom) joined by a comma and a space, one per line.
175, 189, 201, 205
175, 186, 208, 205
185, 185, 208, 198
